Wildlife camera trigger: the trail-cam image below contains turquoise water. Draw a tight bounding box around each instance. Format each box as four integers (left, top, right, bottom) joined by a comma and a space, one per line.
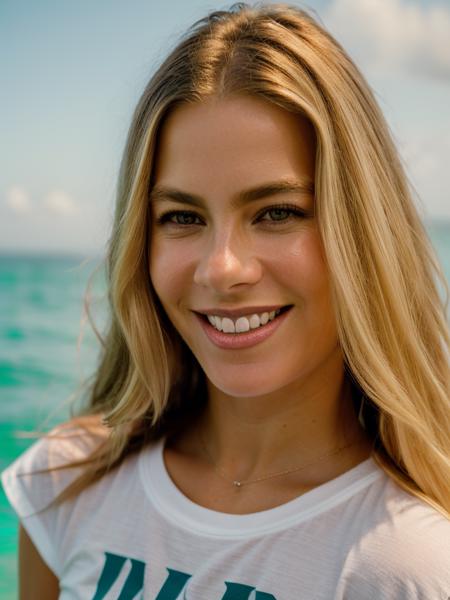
1, 224, 449, 598
0, 254, 106, 599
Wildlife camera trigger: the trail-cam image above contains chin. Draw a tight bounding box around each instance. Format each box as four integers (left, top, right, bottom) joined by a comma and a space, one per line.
203, 363, 298, 399
212, 381, 271, 399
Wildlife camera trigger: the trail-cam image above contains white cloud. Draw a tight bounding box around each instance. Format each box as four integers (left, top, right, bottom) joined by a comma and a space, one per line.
5, 186, 32, 214
43, 190, 78, 216
325, 0, 450, 80
399, 130, 450, 219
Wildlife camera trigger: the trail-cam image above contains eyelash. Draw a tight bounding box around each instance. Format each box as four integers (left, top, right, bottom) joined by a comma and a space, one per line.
155, 203, 310, 227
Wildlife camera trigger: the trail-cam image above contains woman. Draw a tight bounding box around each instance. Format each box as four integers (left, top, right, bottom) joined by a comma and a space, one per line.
2, 3, 449, 598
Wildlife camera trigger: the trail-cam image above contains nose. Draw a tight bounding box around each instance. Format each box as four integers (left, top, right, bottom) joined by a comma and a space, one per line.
193, 229, 262, 293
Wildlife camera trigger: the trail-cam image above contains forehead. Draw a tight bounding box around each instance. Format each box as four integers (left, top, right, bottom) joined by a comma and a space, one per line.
152, 95, 316, 198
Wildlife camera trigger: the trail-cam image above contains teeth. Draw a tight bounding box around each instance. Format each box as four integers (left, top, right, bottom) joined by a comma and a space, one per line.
221, 317, 235, 333
206, 308, 282, 334
249, 314, 260, 329
235, 317, 250, 333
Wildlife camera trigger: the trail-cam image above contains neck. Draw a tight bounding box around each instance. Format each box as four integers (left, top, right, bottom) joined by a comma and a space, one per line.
190, 362, 371, 485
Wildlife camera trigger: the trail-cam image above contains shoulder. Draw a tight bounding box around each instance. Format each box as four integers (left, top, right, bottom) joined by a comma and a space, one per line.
1, 415, 108, 517
12, 414, 107, 468
343, 476, 450, 597
1, 415, 110, 579
43, 414, 109, 465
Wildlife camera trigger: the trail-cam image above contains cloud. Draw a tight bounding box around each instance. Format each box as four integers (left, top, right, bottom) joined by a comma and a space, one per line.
399, 130, 450, 218
43, 190, 78, 216
5, 186, 32, 214
4, 187, 79, 217
325, 0, 450, 80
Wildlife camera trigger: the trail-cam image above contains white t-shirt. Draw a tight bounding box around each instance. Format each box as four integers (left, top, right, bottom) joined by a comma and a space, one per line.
2, 425, 450, 600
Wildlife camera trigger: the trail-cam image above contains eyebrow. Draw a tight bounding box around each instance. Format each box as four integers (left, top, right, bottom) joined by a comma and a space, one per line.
149, 178, 315, 208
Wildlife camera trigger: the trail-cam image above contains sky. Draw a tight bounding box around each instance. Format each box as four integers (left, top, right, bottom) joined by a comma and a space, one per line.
1, 0, 449, 255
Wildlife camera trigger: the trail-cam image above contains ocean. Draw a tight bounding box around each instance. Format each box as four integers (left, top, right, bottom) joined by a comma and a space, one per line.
0, 254, 105, 599
0, 223, 449, 599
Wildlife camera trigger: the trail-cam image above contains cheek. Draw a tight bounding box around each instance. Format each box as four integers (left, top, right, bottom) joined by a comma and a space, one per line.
273, 230, 337, 338
149, 237, 195, 306
271, 229, 330, 296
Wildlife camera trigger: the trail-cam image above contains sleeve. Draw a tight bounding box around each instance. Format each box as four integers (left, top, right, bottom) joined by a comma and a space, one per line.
1, 421, 105, 577
338, 501, 450, 599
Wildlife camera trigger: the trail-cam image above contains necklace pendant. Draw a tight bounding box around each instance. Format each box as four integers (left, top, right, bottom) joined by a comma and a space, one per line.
233, 480, 242, 488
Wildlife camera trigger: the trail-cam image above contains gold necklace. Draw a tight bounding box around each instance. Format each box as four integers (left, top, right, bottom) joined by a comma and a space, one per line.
199, 432, 358, 489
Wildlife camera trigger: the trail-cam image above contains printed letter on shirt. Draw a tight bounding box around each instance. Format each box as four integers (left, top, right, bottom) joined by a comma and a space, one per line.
91, 552, 145, 600
91, 555, 277, 599
222, 581, 277, 599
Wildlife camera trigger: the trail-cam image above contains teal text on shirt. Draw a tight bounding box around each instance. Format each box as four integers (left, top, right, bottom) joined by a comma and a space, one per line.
91, 552, 277, 599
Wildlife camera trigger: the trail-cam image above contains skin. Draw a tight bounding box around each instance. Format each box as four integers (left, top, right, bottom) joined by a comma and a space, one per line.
150, 94, 372, 513
19, 525, 59, 599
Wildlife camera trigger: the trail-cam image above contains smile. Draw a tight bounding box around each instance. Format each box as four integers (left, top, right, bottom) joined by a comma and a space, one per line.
206, 309, 281, 333
194, 306, 292, 350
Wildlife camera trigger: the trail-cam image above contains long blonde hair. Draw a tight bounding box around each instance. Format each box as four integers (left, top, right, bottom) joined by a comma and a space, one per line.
44, 2, 450, 518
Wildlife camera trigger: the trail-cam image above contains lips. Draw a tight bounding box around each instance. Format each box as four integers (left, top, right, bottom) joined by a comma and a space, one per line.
197, 305, 289, 319
194, 305, 292, 349
200, 306, 291, 333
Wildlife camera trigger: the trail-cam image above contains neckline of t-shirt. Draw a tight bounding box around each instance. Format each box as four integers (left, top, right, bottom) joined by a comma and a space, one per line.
139, 437, 384, 538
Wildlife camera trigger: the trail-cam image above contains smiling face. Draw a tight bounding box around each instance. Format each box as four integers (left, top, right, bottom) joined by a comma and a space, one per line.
149, 95, 341, 398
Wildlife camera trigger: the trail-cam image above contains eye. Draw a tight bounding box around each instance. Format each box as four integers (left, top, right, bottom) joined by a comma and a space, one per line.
155, 210, 203, 226
255, 204, 309, 223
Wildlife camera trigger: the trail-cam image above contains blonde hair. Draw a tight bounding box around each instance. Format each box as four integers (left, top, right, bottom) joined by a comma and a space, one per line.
44, 2, 450, 518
